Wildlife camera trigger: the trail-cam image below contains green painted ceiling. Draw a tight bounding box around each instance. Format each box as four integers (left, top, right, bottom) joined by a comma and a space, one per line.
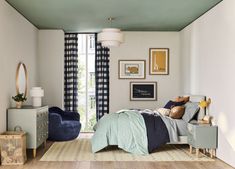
6, 0, 222, 32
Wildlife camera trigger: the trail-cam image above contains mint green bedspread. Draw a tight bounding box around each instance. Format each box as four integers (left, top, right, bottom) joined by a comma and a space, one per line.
91, 110, 148, 155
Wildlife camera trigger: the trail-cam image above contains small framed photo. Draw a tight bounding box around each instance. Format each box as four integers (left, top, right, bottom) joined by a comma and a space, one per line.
130, 82, 157, 101
149, 48, 169, 75
119, 60, 146, 79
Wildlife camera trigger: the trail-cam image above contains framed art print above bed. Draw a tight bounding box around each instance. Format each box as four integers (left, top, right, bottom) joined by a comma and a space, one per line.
149, 48, 169, 75
130, 82, 157, 101
119, 60, 146, 79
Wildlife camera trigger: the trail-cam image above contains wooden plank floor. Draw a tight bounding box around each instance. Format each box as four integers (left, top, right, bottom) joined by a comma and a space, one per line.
0, 133, 233, 169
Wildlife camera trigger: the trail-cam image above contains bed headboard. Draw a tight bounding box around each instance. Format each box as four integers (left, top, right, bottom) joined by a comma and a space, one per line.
188, 95, 206, 120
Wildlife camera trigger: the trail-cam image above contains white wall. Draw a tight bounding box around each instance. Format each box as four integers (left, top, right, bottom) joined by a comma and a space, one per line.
0, 1, 38, 132
38, 30, 64, 108
1, 0, 234, 166
110, 32, 181, 112
180, 0, 235, 167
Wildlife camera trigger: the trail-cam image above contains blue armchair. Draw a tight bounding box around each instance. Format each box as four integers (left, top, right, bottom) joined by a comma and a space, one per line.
48, 107, 81, 141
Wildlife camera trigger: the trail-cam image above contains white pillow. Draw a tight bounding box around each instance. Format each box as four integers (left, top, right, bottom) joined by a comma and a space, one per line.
157, 108, 171, 116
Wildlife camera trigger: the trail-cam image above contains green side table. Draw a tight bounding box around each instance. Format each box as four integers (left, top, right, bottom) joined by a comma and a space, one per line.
187, 122, 218, 158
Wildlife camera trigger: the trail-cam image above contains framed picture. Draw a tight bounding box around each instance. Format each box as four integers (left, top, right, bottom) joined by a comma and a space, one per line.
119, 60, 146, 79
149, 48, 169, 75
130, 82, 157, 101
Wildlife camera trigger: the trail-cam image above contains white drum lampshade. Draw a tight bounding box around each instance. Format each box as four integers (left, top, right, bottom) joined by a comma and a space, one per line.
97, 28, 124, 47
30, 87, 44, 107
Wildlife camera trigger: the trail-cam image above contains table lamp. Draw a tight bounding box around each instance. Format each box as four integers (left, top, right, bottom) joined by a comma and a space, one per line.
30, 87, 44, 107
199, 98, 212, 124
199, 98, 211, 114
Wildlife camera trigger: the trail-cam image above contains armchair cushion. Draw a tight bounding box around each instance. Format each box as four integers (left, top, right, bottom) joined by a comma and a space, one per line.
62, 111, 80, 121
49, 107, 80, 121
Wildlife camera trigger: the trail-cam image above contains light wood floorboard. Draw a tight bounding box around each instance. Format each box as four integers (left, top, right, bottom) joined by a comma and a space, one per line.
0, 133, 233, 169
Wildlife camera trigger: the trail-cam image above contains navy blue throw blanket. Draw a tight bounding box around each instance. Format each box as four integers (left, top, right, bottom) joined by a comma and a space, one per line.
141, 113, 170, 153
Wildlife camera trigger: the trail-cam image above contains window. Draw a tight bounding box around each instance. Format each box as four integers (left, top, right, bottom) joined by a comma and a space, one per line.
77, 34, 96, 132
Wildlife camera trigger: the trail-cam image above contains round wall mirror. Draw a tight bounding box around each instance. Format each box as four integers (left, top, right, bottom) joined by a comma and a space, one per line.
16, 62, 28, 97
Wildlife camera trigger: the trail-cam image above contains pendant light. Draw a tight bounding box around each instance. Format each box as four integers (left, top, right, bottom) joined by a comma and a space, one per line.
98, 17, 124, 47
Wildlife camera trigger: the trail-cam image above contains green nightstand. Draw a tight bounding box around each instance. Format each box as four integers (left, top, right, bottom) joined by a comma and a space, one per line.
187, 122, 218, 158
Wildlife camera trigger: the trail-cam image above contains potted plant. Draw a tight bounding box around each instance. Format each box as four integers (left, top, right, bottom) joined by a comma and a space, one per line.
12, 93, 27, 108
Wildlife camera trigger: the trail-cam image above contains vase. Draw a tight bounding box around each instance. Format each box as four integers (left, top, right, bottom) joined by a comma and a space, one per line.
16, 101, 22, 108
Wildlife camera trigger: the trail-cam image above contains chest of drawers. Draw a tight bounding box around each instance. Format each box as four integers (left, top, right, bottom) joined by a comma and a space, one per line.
8, 106, 48, 157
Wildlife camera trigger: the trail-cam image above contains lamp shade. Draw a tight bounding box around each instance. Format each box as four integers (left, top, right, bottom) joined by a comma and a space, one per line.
30, 87, 44, 107
97, 28, 124, 47
30, 87, 44, 97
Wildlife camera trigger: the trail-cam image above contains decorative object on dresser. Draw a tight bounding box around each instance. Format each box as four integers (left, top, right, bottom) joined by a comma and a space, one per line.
130, 82, 157, 101
187, 122, 218, 158
118, 60, 146, 79
7, 106, 48, 158
0, 129, 27, 165
30, 87, 44, 107
12, 93, 27, 108
149, 48, 169, 75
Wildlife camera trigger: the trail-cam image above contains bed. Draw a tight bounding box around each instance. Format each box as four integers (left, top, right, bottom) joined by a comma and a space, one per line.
91, 95, 206, 155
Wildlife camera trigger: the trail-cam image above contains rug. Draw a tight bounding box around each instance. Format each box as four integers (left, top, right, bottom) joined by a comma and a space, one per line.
40, 139, 214, 161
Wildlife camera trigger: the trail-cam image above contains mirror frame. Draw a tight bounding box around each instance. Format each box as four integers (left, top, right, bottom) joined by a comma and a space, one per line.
16, 62, 28, 97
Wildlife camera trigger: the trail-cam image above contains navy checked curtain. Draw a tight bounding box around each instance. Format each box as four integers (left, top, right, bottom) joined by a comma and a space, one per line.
95, 34, 110, 120
64, 33, 78, 112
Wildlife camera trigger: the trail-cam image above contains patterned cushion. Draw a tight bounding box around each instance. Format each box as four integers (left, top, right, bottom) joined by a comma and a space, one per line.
182, 102, 200, 122
157, 108, 171, 116
169, 106, 185, 119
